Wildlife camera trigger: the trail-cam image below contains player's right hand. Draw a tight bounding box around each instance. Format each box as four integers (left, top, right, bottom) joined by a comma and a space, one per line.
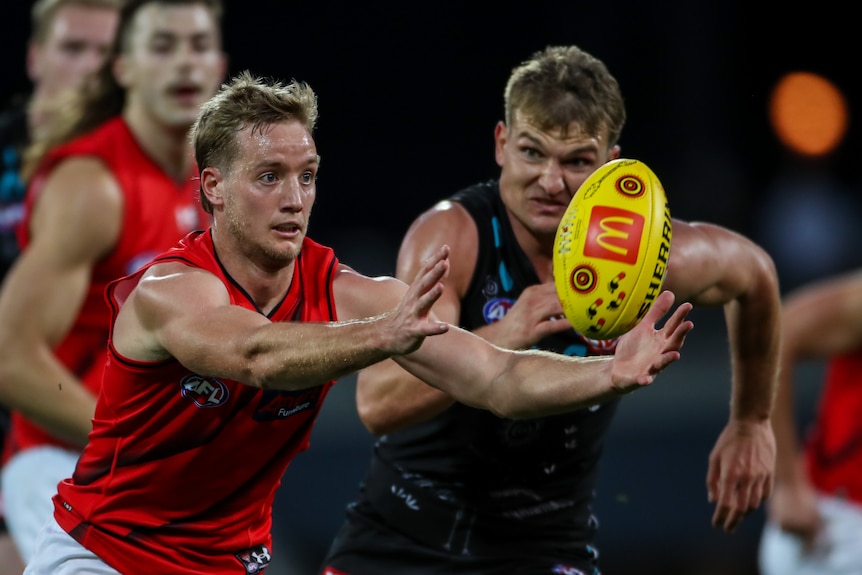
383, 244, 451, 356
486, 283, 574, 350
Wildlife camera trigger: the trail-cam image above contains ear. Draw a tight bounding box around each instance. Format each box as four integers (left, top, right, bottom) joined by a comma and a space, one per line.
493, 121, 508, 167
608, 145, 621, 160
113, 54, 131, 89
200, 167, 225, 208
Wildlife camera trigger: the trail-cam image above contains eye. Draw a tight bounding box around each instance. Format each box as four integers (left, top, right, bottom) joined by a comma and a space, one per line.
59, 41, 86, 57
521, 146, 543, 160
565, 158, 591, 168
150, 40, 173, 54
192, 34, 217, 53
300, 171, 315, 185
260, 173, 277, 184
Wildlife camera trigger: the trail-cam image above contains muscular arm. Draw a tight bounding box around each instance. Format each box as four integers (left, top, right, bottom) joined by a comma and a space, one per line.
112, 248, 453, 389
665, 220, 780, 423
664, 220, 781, 532
341, 259, 693, 419
356, 202, 575, 434
0, 158, 122, 446
768, 270, 862, 540
116, 242, 691, 416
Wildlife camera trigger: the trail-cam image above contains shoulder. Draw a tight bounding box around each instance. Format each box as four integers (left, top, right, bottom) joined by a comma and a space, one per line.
38, 156, 121, 205
399, 200, 477, 291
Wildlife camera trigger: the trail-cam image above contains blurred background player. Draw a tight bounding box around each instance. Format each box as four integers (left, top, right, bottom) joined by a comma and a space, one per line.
0, 0, 225, 562
320, 44, 780, 575
0, 0, 121, 572
759, 269, 862, 575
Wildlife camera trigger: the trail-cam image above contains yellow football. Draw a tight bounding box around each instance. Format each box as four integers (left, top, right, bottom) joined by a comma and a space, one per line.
553, 158, 672, 340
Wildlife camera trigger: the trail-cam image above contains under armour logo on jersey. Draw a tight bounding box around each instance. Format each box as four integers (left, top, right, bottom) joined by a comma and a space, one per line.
235, 544, 271, 574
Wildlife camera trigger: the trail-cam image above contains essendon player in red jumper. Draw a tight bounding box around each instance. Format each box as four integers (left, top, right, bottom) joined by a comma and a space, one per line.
760, 269, 862, 575
0, 0, 225, 563
23, 72, 693, 575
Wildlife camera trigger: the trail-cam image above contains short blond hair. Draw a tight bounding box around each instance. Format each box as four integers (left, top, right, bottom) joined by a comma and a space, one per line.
504, 45, 626, 147
191, 71, 319, 214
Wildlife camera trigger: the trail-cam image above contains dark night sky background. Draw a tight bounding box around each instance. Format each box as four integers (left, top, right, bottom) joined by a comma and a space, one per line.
3, 1, 859, 267
2, 2, 859, 574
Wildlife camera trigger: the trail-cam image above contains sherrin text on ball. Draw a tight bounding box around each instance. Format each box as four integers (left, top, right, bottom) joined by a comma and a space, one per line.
553, 158, 672, 339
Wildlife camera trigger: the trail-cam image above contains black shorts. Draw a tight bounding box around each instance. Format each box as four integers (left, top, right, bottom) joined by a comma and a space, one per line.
319, 501, 601, 575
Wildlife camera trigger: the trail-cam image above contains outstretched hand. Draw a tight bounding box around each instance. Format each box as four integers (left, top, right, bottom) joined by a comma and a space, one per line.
384, 244, 451, 356
610, 290, 694, 393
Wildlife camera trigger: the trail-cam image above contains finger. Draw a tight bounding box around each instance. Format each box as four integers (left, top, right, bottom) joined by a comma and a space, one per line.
706, 461, 719, 504
664, 319, 694, 353
413, 258, 449, 297
643, 290, 675, 325
661, 301, 693, 333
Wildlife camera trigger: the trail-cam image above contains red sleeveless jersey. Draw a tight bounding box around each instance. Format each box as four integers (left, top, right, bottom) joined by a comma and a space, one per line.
6, 117, 208, 460
54, 229, 340, 574
804, 350, 862, 504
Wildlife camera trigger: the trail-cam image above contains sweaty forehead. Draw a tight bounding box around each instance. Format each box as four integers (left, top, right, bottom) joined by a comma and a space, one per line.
512, 110, 608, 148
235, 121, 317, 164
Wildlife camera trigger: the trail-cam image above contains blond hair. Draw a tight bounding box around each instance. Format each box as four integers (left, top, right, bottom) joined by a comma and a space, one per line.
504, 45, 626, 147
191, 71, 319, 214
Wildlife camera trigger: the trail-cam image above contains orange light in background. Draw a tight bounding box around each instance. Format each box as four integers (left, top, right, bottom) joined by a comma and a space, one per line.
769, 71, 848, 156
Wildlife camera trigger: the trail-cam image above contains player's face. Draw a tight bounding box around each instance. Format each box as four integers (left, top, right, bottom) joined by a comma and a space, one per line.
116, 3, 226, 130
28, 4, 119, 103
216, 121, 319, 269
495, 111, 619, 239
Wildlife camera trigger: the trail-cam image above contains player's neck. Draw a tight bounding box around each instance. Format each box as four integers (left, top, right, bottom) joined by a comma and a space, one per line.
123, 107, 194, 183
512, 224, 556, 282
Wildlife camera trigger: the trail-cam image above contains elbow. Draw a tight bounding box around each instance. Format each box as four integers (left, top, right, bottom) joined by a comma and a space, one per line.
231, 341, 277, 390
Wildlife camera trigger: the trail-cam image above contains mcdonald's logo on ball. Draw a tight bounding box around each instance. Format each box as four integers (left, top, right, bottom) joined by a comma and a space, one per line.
553, 159, 672, 340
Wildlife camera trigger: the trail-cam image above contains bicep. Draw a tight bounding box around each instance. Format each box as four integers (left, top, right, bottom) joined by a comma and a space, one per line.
664, 220, 775, 307
117, 265, 271, 379
395, 202, 476, 322
0, 159, 122, 346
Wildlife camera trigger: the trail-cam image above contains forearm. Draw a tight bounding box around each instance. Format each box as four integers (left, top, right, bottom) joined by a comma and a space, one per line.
491, 350, 621, 418
395, 327, 621, 419
0, 349, 96, 447
240, 317, 406, 391
724, 286, 781, 422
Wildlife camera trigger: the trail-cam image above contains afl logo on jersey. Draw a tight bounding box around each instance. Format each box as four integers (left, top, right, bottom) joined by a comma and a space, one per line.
180, 374, 229, 407
483, 298, 514, 324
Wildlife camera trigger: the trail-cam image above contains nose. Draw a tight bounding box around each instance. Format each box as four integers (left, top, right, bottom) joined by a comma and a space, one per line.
279, 179, 305, 212
76, 48, 107, 77
539, 159, 566, 196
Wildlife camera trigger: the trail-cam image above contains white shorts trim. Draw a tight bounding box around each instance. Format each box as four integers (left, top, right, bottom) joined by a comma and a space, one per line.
1, 446, 80, 562
23, 515, 119, 575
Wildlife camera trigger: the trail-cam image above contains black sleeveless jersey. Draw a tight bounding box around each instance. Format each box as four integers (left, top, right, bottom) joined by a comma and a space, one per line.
374, 181, 622, 532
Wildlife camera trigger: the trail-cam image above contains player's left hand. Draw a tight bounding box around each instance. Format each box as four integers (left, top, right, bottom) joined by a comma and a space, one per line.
706, 419, 776, 532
